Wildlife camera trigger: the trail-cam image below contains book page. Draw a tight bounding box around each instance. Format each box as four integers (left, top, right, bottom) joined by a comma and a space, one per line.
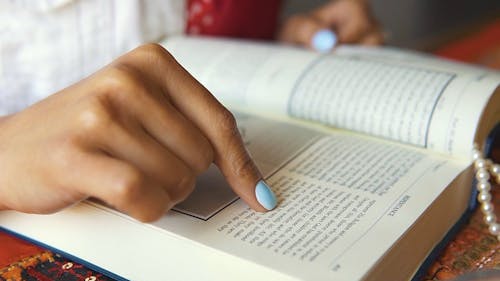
289, 47, 500, 159
163, 36, 319, 115
163, 37, 500, 159
173, 112, 322, 220
0, 113, 469, 281
150, 116, 468, 281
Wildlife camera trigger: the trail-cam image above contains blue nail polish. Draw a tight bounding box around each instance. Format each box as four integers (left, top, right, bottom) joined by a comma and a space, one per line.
312, 29, 337, 53
255, 180, 277, 210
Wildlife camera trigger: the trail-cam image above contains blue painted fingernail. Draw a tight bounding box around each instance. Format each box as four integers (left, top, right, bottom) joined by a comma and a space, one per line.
312, 29, 337, 52
255, 180, 277, 210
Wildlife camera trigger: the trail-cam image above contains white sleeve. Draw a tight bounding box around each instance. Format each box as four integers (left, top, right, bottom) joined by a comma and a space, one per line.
0, 0, 185, 115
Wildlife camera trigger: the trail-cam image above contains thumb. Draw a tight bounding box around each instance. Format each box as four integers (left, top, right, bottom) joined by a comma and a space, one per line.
279, 15, 337, 52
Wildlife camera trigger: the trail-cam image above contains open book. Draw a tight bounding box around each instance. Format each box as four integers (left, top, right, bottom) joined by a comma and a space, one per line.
1, 37, 499, 281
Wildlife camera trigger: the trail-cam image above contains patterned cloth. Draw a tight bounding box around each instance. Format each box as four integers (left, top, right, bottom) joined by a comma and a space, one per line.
422, 189, 500, 280
0, 230, 113, 281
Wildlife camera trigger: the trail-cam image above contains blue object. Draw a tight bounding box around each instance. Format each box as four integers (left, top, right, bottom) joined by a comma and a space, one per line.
255, 180, 277, 210
312, 29, 337, 52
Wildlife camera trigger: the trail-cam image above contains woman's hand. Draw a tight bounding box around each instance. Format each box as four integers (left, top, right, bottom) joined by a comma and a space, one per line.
279, 0, 383, 52
0, 44, 276, 222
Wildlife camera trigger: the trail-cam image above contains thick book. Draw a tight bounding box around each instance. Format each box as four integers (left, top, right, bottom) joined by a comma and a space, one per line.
1, 37, 499, 281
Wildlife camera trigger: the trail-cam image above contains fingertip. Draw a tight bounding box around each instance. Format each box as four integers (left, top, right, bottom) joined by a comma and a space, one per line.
255, 180, 277, 211
311, 29, 337, 53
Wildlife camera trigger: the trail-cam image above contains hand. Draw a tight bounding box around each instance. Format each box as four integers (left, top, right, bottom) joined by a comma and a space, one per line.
278, 0, 383, 51
0, 44, 276, 222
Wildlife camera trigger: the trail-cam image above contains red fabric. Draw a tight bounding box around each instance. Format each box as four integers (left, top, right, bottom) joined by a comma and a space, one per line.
186, 0, 282, 40
434, 19, 500, 66
0, 231, 44, 269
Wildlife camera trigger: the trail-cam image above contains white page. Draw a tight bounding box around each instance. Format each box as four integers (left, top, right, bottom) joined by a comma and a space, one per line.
173, 112, 323, 219
324, 45, 500, 159
0, 113, 467, 281
151, 131, 466, 281
163, 36, 319, 115
163, 37, 500, 159
127, 115, 467, 280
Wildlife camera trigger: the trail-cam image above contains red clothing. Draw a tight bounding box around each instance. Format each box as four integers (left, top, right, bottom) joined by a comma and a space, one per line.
186, 0, 282, 40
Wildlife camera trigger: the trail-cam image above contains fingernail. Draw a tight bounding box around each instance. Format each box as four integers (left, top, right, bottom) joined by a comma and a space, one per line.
312, 29, 337, 53
255, 180, 277, 211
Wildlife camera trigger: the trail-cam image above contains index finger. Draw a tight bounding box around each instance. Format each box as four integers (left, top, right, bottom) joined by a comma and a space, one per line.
117, 44, 277, 212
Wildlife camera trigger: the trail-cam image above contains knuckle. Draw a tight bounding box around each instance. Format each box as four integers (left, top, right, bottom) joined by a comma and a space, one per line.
197, 147, 214, 173
172, 171, 196, 202
101, 65, 144, 99
230, 150, 258, 179
93, 65, 154, 109
136, 205, 167, 223
138, 213, 161, 223
76, 102, 112, 134
112, 168, 145, 204
137, 43, 168, 55
101, 65, 135, 92
135, 43, 175, 65
212, 107, 258, 180
192, 141, 214, 174
49, 137, 80, 171
216, 108, 239, 138
178, 171, 196, 192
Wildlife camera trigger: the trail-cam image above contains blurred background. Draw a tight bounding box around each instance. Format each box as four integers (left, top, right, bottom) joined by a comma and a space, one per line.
283, 0, 500, 50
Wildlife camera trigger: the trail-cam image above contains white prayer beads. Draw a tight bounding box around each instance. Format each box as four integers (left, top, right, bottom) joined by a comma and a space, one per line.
472, 144, 500, 241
